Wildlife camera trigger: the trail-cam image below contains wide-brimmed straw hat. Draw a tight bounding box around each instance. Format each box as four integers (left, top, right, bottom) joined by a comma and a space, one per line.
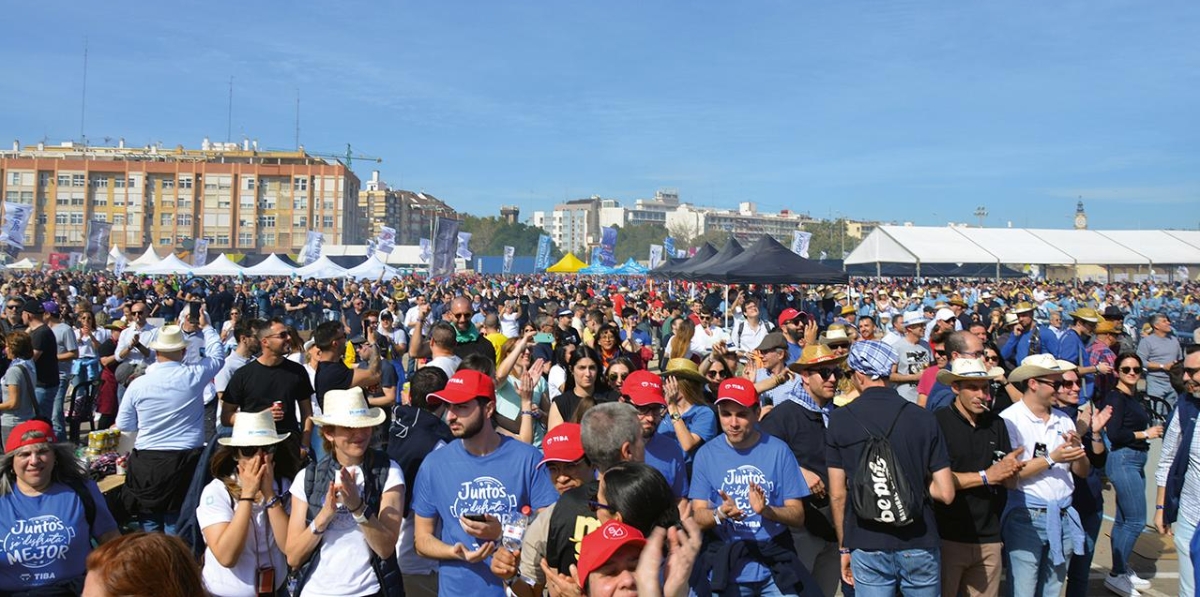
787, 344, 847, 374
661, 358, 707, 384
218, 409, 291, 447
311, 387, 386, 428
1008, 354, 1077, 383
819, 327, 851, 346
936, 358, 1004, 385
147, 326, 188, 352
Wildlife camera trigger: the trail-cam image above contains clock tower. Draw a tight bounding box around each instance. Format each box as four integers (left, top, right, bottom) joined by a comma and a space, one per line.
1074, 200, 1088, 230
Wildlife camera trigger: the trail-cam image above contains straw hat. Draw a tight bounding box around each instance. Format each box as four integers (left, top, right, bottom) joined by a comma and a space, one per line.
936, 358, 1004, 385
1067, 307, 1100, 323
661, 358, 707, 384
1094, 320, 1119, 335
948, 295, 968, 308
1003, 312, 1020, 327
218, 409, 291, 447
787, 344, 847, 374
1012, 301, 1036, 314
840, 305, 856, 316
819, 327, 851, 346
311, 387, 386, 428
147, 326, 188, 352
1008, 354, 1077, 383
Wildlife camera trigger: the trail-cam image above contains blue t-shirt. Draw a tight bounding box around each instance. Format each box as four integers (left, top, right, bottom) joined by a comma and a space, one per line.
688, 432, 808, 583
644, 433, 689, 499
657, 403, 719, 463
412, 436, 557, 596
0, 481, 117, 592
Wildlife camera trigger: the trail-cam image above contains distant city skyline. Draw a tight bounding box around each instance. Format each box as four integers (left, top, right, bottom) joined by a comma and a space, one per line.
1, 2, 1196, 230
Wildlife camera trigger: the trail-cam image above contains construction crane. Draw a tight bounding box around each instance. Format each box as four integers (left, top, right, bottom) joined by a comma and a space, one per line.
302, 143, 382, 170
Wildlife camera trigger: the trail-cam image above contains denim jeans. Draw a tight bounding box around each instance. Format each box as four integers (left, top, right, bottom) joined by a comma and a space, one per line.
1002, 507, 1070, 597
33, 384, 62, 438
1106, 447, 1149, 575
1178, 517, 1197, 597
1065, 509, 1102, 597
730, 575, 797, 597
849, 548, 940, 597
139, 511, 179, 534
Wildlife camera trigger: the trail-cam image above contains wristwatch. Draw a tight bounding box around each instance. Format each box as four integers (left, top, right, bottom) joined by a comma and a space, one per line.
670, 412, 683, 422
353, 511, 369, 525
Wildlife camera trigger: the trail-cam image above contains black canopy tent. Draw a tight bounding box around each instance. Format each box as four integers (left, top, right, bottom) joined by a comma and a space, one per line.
693, 235, 850, 285
649, 243, 717, 279
676, 238, 744, 282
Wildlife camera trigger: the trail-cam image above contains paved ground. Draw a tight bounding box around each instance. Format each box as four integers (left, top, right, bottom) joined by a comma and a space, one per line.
1091, 481, 1181, 597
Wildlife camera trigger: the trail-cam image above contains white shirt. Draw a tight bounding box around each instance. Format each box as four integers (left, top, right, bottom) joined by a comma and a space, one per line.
423, 355, 462, 379
689, 325, 727, 356
1000, 398, 1076, 502
500, 311, 521, 338
196, 478, 291, 597
74, 327, 112, 360
292, 462, 404, 597
115, 323, 159, 364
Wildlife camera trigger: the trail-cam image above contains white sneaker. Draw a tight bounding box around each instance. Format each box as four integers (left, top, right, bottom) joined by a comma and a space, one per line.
1104, 573, 1142, 597
1126, 571, 1152, 590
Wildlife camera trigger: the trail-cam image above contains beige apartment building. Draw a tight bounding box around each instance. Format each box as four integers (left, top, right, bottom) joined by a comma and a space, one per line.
0, 140, 362, 257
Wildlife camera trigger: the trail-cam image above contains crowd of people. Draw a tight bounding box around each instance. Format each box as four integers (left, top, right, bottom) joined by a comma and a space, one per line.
0, 267, 1197, 597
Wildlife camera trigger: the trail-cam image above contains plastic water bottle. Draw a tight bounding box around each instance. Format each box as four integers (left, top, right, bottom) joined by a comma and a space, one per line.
502, 505, 531, 553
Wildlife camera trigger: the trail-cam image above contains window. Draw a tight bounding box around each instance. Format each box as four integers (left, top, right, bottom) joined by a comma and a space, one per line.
160, 237, 171, 245
295, 216, 307, 228
70, 213, 84, 224
177, 214, 192, 226
323, 200, 334, 210
179, 176, 193, 189
72, 174, 85, 187
216, 234, 230, 245
243, 177, 256, 191
322, 216, 334, 228
178, 198, 191, 209
71, 196, 85, 206
161, 178, 175, 190
114, 176, 126, 189
38, 173, 50, 187
8, 173, 19, 185
57, 174, 70, 187
127, 175, 140, 188
37, 214, 46, 225
93, 213, 107, 223
293, 177, 308, 191
113, 214, 125, 225
55, 234, 68, 245
204, 177, 218, 190
258, 215, 276, 228
240, 196, 255, 209
92, 177, 109, 188
260, 196, 276, 210
56, 213, 69, 224
92, 195, 108, 207
238, 232, 253, 245
56, 195, 69, 206
293, 197, 306, 211
217, 197, 231, 208
19, 191, 31, 203
161, 214, 174, 226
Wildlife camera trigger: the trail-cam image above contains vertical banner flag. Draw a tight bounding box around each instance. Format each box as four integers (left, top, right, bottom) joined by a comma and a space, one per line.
677, 249, 687, 258
431, 217, 461, 277
84, 220, 114, 270
48, 252, 69, 271
68, 252, 84, 270
456, 232, 473, 261
192, 238, 210, 267
535, 234, 552, 271
599, 227, 617, 266
418, 238, 432, 263
376, 226, 396, 256
663, 237, 676, 261
819, 250, 827, 261
590, 246, 603, 266
791, 230, 812, 258
1175, 266, 1189, 280
503, 246, 515, 274
300, 231, 324, 265
649, 244, 663, 269
0, 202, 33, 251
114, 255, 128, 276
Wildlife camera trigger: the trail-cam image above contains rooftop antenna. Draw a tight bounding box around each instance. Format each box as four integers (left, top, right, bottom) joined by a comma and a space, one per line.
226, 76, 234, 143
79, 37, 88, 144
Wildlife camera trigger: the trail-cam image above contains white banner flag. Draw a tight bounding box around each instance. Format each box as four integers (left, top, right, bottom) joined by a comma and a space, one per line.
503, 246, 515, 274
791, 230, 812, 258
0, 202, 34, 250
649, 244, 663, 269
456, 232, 473, 260
376, 226, 396, 256
192, 238, 210, 267
114, 255, 128, 276
418, 238, 431, 263
299, 231, 324, 265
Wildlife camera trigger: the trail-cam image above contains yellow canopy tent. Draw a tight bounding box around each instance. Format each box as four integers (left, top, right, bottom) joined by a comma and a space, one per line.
546, 252, 587, 273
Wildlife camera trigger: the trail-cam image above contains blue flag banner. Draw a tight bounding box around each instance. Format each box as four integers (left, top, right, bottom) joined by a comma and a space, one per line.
535, 234, 552, 271
600, 227, 618, 266
590, 246, 603, 266
663, 236, 675, 260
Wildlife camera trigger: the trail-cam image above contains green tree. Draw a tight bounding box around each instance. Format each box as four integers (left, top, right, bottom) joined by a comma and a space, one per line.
800, 219, 860, 260
459, 215, 562, 260
610, 223, 672, 263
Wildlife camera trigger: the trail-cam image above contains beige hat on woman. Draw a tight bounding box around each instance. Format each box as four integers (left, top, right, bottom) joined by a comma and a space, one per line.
311, 387, 386, 428
218, 409, 291, 447
661, 358, 708, 384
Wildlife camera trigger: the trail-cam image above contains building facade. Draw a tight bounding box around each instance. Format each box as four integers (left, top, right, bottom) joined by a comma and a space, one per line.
357, 171, 458, 245
0, 140, 361, 257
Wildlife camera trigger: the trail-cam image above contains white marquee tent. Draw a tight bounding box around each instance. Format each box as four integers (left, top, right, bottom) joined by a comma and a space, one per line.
343, 255, 399, 281
242, 254, 297, 277
125, 246, 162, 272
192, 254, 246, 277
293, 256, 349, 279
138, 254, 194, 275
846, 226, 1200, 279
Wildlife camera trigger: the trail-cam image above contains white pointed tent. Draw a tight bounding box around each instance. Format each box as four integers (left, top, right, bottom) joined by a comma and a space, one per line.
105, 246, 127, 268
242, 254, 298, 277
7, 258, 37, 270
344, 256, 399, 281
125, 246, 163, 272
294, 256, 349, 279
139, 254, 194, 275
192, 253, 246, 277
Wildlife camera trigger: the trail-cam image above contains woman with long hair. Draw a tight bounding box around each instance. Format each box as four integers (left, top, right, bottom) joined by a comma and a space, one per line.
548, 346, 614, 430
198, 409, 293, 596
659, 358, 719, 459
547, 341, 577, 401
1101, 353, 1164, 595
1, 420, 120, 595
605, 356, 635, 395
84, 532, 207, 597
0, 332, 37, 443
594, 461, 683, 533
286, 387, 403, 597
664, 317, 697, 366
495, 332, 550, 446
594, 324, 636, 372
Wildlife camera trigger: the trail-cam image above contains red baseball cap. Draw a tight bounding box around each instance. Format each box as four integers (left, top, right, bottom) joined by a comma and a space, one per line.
715, 378, 759, 408
621, 370, 665, 406
5, 420, 56, 453
576, 521, 647, 588
777, 308, 802, 327
427, 370, 496, 406
540, 423, 585, 465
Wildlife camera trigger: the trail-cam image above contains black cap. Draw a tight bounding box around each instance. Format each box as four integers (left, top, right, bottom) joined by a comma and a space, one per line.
1101, 306, 1125, 320
20, 300, 43, 316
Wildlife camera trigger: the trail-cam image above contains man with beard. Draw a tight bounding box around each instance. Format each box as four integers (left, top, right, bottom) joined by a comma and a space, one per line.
619, 370, 688, 509
412, 370, 557, 597
1155, 346, 1200, 597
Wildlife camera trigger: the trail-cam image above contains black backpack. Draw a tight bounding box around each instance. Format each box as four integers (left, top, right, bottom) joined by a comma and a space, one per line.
845, 402, 922, 527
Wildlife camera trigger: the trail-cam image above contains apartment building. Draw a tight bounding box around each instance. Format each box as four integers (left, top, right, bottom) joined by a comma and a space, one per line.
358, 171, 458, 245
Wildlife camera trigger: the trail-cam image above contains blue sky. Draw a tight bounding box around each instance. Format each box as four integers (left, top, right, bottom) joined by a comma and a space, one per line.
2, 1, 1197, 229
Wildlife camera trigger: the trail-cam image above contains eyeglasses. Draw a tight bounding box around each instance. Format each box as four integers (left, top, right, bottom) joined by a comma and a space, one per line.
236, 445, 277, 458
607, 372, 629, 382
264, 331, 291, 340
131, 310, 146, 316
547, 459, 585, 475
935, 350, 948, 358
958, 350, 983, 358
588, 500, 618, 514
1184, 366, 1200, 377
4, 305, 17, 309
451, 312, 472, 319
1118, 366, 1142, 375
1058, 379, 1082, 388
808, 367, 843, 380
624, 401, 666, 417
706, 370, 729, 380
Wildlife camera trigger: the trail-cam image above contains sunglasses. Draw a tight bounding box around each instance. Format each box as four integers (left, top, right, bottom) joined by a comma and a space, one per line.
4, 305, 17, 309
607, 372, 629, 382
1118, 366, 1142, 374
264, 331, 291, 340
236, 445, 276, 458
808, 367, 842, 380
1058, 379, 1082, 389
451, 312, 472, 319
547, 458, 585, 475
588, 500, 618, 514
1184, 366, 1200, 377
706, 369, 729, 379
131, 310, 147, 316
